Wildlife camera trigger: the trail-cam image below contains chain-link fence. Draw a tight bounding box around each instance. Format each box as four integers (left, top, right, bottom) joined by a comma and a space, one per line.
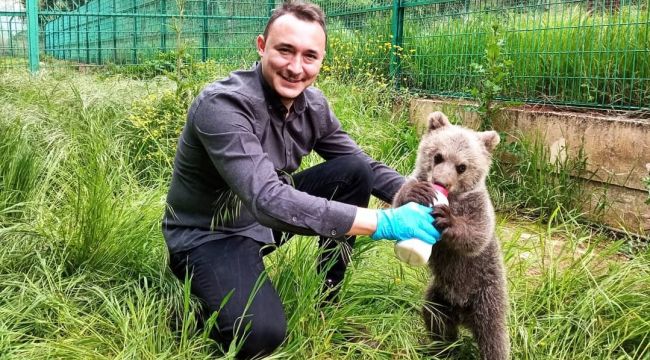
1, 0, 648, 109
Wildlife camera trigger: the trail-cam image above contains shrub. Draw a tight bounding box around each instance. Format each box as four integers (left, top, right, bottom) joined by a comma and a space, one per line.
125, 91, 187, 181
323, 22, 412, 85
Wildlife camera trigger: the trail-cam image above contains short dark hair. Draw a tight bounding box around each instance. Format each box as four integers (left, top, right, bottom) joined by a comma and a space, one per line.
263, 1, 327, 39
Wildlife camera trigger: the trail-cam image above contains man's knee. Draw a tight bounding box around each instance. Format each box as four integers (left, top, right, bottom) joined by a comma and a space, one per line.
235, 317, 287, 359
335, 155, 374, 192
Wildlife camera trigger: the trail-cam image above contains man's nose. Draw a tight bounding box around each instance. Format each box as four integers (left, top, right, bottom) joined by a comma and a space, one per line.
287, 56, 303, 75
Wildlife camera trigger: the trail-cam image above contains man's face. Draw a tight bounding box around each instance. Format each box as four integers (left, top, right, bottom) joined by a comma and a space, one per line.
257, 14, 326, 109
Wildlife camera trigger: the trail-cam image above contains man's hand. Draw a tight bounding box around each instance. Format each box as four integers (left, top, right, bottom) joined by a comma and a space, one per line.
371, 202, 441, 245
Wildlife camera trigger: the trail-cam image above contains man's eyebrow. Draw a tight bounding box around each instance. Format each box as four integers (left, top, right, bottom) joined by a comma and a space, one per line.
273, 42, 294, 49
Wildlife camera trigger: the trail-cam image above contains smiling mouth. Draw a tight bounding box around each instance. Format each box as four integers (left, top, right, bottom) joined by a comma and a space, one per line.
280, 74, 301, 84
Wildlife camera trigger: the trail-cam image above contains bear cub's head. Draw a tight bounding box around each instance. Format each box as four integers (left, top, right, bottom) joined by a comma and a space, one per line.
413, 112, 500, 195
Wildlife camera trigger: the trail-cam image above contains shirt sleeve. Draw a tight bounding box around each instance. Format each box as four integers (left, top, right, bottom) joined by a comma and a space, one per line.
314, 106, 406, 204
189, 91, 357, 238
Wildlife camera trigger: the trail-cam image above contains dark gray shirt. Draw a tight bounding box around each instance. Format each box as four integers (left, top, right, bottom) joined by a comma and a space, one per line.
163, 63, 405, 253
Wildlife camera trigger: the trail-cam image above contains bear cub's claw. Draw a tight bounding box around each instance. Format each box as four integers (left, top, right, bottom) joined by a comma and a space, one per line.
433, 204, 454, 230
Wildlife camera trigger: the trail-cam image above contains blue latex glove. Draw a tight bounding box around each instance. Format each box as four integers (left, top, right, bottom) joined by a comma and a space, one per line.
371, 202, 441, 245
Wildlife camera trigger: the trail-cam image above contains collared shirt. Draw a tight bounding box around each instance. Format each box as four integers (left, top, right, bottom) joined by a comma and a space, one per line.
163, 63, 405, 253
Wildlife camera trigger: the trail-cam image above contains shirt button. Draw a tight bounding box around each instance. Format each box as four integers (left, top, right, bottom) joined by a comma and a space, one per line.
292, 216, 297, 222
330, 229, 337, 236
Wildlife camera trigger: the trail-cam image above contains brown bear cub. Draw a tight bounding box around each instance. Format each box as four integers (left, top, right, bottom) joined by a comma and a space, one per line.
393, 112, 509, 360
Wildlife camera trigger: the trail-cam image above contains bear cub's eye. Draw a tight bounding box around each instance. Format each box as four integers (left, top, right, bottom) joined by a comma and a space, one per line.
456, 164, 467, 174
433, 154, 444, 164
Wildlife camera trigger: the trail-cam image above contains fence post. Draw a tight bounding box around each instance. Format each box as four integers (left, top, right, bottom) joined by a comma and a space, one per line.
97, 0, 102, 64
76, 12, 81, 60
9, 17, 15, 57
160, 0, 167, 51
268, 1, 275, 16
26, 0, 40, 72
112, 0, 117, 61
132, 0, 138, 63
43, 19, 47, 57
389, 0, 404, 89
66, 15, 70, 59
201, 0, 208, 61
85, 4, 90, 63
58, 14, 63, 59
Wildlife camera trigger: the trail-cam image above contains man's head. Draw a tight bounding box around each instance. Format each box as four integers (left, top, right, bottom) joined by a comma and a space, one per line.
256, 1, 327, 110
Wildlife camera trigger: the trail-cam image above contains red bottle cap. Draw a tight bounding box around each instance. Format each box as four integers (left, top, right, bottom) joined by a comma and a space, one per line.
432, 183, 448, 197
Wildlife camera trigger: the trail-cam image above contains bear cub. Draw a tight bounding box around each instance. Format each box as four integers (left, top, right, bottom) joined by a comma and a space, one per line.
393, 112, 509, 360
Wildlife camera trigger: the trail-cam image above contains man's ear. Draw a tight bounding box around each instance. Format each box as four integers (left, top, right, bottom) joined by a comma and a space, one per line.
256, 35, 266, 57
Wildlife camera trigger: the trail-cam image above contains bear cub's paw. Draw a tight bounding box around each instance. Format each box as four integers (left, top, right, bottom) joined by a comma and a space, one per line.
395, 180, 437, 207
432, 204, 455, 231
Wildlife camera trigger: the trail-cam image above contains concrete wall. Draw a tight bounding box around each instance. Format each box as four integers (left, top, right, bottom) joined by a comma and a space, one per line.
410, 99, 650, 235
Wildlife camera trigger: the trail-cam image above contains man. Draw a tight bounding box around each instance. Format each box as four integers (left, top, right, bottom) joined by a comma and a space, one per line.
162, 1, 441, 358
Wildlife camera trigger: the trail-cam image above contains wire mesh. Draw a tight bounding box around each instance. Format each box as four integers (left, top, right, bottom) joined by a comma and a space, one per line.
319, 0, 394, 81
1, 0, 649, 109
0, 0, 28, 69
41, 0, 278, 67
400, 0, 650, 109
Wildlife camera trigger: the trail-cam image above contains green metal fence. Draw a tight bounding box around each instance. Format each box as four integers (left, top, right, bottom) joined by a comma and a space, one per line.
399, 0, 650, 109
1, 0, 648, 110
1, 0, 31, 70
41, 0, 278, 66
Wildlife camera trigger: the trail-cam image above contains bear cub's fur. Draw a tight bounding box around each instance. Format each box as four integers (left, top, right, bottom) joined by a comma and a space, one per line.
393, 112, 509, 360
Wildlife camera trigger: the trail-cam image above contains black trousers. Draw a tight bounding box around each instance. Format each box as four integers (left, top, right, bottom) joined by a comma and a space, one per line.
168, 155, 374, 359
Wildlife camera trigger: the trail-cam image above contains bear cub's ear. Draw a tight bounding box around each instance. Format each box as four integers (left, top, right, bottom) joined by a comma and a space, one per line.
427, 111, 451, 133
478, 130, 500, 152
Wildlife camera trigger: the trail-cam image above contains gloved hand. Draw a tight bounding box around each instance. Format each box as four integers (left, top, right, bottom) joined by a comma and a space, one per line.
371, 202, 441, 245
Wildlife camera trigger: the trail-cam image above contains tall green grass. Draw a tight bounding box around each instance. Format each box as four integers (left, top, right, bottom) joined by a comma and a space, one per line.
0, 67, 648, 359
0, 121, 43, 221
400, 4, 650, 108
503, 213, 650, 359
488, 130, 592, 222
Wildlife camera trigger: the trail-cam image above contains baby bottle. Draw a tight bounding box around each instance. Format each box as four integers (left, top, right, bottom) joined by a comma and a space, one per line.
394, 183, 449, 266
